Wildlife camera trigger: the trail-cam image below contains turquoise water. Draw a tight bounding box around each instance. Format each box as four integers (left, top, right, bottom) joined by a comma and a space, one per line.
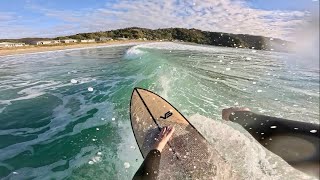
0, 42, 319, 179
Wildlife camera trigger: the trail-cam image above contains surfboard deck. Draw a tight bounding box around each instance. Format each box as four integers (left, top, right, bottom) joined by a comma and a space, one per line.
130, 88, 237, 179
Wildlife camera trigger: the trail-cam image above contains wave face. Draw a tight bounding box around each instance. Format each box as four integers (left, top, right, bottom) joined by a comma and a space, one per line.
0, 42, 318, 179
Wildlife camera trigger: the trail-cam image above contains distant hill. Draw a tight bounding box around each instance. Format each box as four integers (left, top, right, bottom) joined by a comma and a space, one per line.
0, 27, 290, 52
0, 38, 52, 44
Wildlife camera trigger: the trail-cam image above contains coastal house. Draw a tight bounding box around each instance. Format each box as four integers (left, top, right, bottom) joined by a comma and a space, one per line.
80, 39, 95, 43
31, 40, 60, 45
51, 40, 60, 44
0, 42, 26, 48
98, 37, 113, 41
61, 39, 78, 43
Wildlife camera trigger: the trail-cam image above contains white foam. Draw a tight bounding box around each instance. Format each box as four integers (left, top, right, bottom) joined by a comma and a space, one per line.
158, 75, 171, 99
0, 81, 60, 105
133, 42, 229, 53
124, 46, 145, 59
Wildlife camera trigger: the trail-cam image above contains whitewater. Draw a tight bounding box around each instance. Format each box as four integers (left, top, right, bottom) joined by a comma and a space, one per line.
0, 42, 319, 179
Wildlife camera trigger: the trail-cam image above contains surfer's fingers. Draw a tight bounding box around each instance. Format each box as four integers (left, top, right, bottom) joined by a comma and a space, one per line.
166, 127, 175, 139
159, 126, 167, 137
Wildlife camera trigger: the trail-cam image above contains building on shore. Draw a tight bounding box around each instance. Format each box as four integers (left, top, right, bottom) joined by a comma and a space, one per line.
29, 40, 61, 45
116, 37, 128, 40
98, 37, 113, 41
0, 42, 26, 48
80, 39, 95, 43
30, 40, 56, 45
61, 39, 78, 43
51, 40, 61, 44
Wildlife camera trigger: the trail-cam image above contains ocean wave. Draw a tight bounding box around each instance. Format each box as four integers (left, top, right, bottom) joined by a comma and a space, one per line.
131, 42, 284, 55
124, 46, 146, 59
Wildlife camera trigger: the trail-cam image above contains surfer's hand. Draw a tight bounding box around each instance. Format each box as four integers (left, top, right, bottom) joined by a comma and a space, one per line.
222, 107, 251, 121
153, 126, 175, 153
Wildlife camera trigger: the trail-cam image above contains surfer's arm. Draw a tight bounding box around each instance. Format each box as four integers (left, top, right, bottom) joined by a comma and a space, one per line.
226, 110, 319, 138
133, 149, 161, 180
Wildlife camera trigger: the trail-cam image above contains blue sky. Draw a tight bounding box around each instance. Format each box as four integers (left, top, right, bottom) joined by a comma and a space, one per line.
0, 0, 318, 39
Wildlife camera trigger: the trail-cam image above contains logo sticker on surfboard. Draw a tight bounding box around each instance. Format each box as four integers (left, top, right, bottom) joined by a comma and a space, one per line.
160, 111, 173, 119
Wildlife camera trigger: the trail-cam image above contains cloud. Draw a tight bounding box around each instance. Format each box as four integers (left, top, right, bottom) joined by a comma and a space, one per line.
0, 12, 15, 21
0, 0, 314, 39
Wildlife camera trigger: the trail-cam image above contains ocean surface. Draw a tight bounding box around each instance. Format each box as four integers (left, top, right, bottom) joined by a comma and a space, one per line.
0, 42, 319, 179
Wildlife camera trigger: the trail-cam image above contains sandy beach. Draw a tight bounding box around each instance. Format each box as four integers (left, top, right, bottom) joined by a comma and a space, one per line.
0, 40, 149, 57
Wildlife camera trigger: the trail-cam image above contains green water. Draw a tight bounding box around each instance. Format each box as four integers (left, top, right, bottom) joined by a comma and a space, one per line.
0, 43, 319, 179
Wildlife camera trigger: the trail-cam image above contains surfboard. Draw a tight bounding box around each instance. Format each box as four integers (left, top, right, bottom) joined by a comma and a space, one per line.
130, 88, 237, 179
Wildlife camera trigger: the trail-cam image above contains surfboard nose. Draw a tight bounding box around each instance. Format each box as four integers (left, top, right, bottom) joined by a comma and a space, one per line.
133, 87, 145, 93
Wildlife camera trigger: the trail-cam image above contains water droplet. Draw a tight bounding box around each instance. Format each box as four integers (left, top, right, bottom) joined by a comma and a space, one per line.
92, 156, 101, 162
70, 79, 78, 84
257, 90, 262, 93
252, 82, 257, 84
124, 162, 130, 168
270, 126, 277, 129
92, 139, 97, 142
310, 130, 317, 133
226, 68, 231, 71
169, 148, 172, 151
194, 166, 196, 169
96, 128, 99, 131
97, 152, 102, 156
88, 87, 94, 92
246, 57, 252, 60
112, 118, 115, 121
12, 172, 18, 175
101, 118, 105, 121
294, 127, 299, 130
88, 160, 94, 165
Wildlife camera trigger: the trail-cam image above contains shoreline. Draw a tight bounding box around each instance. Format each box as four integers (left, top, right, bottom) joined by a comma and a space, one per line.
0, 40, 150, 57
